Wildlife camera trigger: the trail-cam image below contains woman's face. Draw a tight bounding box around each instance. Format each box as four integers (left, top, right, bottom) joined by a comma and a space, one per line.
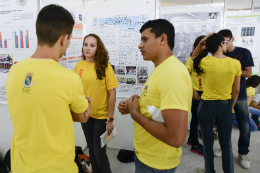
200, 41, 206, 52
83, 36, 97, 58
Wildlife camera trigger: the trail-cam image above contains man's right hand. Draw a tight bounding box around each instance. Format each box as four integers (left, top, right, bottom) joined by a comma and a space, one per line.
118, 101, 129, 115
193, 89, 200, 100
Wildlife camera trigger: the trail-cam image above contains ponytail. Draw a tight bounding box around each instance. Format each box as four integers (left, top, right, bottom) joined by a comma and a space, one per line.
193, 33, 225, 75
193, 49, 209, 75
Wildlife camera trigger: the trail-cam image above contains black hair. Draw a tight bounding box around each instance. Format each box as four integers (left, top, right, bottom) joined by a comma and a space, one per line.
193, 33, 224, 75
246, 75, 260, 88
218, 29, 233, 39
140, 19, 175, 50
190, 35, 205, 56
36, 5, 75, 47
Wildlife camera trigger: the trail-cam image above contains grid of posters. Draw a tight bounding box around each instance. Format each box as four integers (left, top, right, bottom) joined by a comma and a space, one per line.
226, 13, 260, 75
0, 0, 38, 104
86, 7, 155, 98
163, 11, 222, 64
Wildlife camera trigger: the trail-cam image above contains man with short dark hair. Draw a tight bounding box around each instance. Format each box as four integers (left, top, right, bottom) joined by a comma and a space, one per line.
118, 19, 192, 173
6, 5, 91, 173
216, 29, 254, 169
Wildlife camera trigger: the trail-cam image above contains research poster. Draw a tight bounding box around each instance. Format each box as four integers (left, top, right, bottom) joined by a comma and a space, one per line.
0, 0, 38, 104
226, 13, 260, 75
86, 7, 155, 98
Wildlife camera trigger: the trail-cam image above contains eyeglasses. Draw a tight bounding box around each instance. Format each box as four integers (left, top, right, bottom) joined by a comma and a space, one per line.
222, 41, 229, 44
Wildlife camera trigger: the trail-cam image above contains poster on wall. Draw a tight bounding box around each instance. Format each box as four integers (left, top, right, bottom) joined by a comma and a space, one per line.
44, 1, 84, 70
86, 7, 155, 98
0, 0, 38, 104
226, 13, 260, 75
163, 11, 222, 64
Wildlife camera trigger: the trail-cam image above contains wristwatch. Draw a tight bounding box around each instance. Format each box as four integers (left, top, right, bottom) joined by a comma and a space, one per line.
107, 117, 115, 122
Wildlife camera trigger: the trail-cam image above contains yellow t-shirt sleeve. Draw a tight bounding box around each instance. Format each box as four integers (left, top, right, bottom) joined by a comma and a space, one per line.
158, 71, 191, 111
247, 87, 255, 97
106, 64, 119, 90
70, 78, 89, 113
74, 62, 79, 73
185, 57, 192, 72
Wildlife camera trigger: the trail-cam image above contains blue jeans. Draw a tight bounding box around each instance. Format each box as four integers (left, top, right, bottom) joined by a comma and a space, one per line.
134, 153, 177, 173
198, 99, 234, 173
233, 98, 250, 155
233, 113, 257, 131
249, 106, 260, 116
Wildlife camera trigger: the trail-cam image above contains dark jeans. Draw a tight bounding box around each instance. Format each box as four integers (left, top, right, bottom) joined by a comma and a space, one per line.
189, 91, 203, 146
198, 99, 234, 173
81, 117, 111, 173
134, 152, 177, 173
233, 98, 250, 155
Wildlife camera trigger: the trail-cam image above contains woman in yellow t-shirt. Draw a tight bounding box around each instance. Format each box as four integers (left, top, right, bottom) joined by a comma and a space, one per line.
193, 33, 241, 173
74, 34, 119, 173
186, 35, 205, 156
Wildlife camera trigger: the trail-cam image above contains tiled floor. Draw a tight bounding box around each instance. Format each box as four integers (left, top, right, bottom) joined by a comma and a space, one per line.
84, 127, 260, 173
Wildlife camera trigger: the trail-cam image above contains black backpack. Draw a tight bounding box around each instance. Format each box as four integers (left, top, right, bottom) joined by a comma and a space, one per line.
0, 149, 11, 173
117, 149, 134, 163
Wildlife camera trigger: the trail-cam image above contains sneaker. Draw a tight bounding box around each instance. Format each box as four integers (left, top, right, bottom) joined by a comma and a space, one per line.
239, 154, 250, 169
190, 144, 204, 156
187, 138, 192, 146
214, 149, 222, 157
197, 167, 206, 173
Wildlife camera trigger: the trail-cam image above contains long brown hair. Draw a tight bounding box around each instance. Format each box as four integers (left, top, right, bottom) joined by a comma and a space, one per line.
82, 34, 109, 80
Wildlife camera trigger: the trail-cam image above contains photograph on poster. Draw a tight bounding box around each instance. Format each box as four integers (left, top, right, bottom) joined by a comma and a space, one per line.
242, 37, 254, 46
116, 75, 126, 84
241, 27, 255, 37
114, 66, 125, 75
126, 66, 136, 78
126, 77, 136, 85
209, 13, 218, 19
137, 66, 148, 85
0, 54, 13, 73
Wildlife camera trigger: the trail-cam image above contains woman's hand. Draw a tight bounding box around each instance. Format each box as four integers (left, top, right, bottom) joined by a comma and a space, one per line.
106, 121, 114, 136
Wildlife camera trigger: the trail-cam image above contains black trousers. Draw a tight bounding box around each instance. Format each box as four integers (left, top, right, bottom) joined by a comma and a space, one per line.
188, 91, 203, 146
81, 117, 111, 173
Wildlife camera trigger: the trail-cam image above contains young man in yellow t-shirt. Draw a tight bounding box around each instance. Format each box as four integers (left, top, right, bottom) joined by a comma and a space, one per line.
6, 5, 91, 173
118, 19, 192, 172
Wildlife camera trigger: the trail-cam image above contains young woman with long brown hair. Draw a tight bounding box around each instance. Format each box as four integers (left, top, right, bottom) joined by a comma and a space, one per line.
74, 34, 118, 173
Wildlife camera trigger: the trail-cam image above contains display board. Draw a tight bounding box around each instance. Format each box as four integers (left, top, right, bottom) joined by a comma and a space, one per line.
86, 7, 155, 98
226, 11, 260, 75
0, 0, 38, 104
161, 3, 224, 65
44, 1, 85, 71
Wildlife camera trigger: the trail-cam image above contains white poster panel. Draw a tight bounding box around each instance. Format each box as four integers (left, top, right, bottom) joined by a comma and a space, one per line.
0, 0, 38, 104
226, 12, 260, 75
86, 7, 155, 98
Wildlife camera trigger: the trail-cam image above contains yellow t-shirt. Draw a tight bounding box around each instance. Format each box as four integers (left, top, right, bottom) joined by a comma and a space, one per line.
247, 86, 255, 105
74, 61, 119, 119
135, 55, 192, 170
186, 57, 203, 91
199, 55, 241, 100
6, 58, 89, 173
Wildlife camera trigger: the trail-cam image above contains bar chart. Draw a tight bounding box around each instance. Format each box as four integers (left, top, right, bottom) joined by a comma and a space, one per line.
14, 30, 29, 48
0, 31, 8, 48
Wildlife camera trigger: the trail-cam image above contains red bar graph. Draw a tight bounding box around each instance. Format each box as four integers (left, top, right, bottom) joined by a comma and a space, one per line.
27, 30, 29, 48
0, 32, 2, 48
16, 36, 18, 48
21, 31, 24, 48
5, 39, 7, 48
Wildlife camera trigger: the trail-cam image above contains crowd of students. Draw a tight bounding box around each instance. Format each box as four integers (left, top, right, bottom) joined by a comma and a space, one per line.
5, 4, 259, 173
